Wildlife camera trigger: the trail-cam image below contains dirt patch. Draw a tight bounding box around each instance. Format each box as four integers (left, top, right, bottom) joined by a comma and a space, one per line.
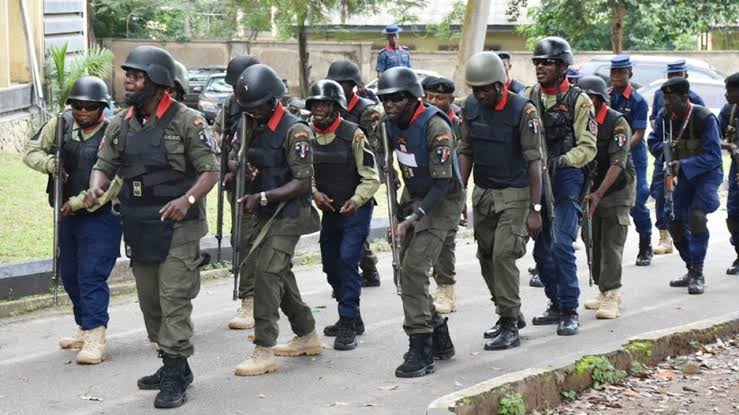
543, 335, 739, 415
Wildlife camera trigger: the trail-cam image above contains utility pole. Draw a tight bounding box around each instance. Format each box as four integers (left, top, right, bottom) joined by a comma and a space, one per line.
452, 0, 491, 95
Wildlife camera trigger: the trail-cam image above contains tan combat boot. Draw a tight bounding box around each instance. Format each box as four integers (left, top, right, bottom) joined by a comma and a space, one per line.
234, 346, 277, 376
595, 289, 621, 319
583, 291, 607, 310
59, 327, 84, 350
272, 330, 322, 357
653, 230, 673, 255
76, 326, 107, 364
433, 284, 457, 314
228, 296, 255, 329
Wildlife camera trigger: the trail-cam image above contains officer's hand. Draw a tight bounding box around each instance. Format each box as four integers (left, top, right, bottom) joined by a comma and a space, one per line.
239, 193, 260, 213
396, 220, 413, 242
159, 196, 191, 222
546, 155, 567, 173
527, 211, 542, 238
668, 160, 680, 177
60, 202, 75, 217
51, 164, 70, 183
339, 200, 357, 216
83, 187, 105, 209
223, 172, 234, 187
246, 163, 259, 182
312, 192, 335, 213
584, 192, 601, 219
460, 204, 468, 227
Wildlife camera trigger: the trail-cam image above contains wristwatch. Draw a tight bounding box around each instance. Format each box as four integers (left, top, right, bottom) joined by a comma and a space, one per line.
187, 194, 196, 205
530, 203, 542, 213
259, 191, 268, 207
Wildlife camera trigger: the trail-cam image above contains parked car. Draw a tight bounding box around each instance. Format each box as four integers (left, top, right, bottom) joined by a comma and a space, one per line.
638, 78, 726, 117
184, 65, 227, 109
365, 69, 443, 94
577, 55, 725, 90
198, 73, 230, 124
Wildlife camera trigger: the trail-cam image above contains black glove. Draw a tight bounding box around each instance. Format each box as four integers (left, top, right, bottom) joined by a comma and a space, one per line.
547, 155, 567, 172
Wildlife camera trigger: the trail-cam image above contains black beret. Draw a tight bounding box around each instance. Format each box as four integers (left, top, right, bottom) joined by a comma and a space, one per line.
661, 77, 690, 95
726, 72, 739, 89
424, 76, 455, 94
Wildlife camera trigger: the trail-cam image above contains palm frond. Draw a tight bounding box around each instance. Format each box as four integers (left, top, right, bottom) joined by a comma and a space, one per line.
44, 42, 114, 112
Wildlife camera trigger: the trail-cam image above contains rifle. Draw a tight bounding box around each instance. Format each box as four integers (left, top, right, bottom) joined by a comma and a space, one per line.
662, 119, 676, 222
215, 131, 231, 264
726, 105, 739, 166
51, 113, 65, 305
582, 181, 594, 287
231, 113, 251, 301
531, 86, 556, 238
380, 119, 402, 296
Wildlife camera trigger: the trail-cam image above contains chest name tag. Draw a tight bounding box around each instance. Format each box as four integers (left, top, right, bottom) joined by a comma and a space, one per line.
133, 181, 143, 197
395, 149, 418, 168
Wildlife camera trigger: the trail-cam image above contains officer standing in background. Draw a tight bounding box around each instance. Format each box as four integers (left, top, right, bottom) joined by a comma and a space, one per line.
496, 51, 527, 94
608, 55, 652, 267
578, 76, 636, 320
376, 67, 463, 378
172, 60, 189, 102
718, 72, 739, 275
650, 60, 706, 257
231, 64, 322, 376
307, 79, 380, 351
421, 76, 462, 315
566, 68, 582, 85
23, 76, 122, 365
326, 59, 384, 288
647, 78, 723, 295
460, 52, 543, 350
376, 24, 411, 77
524, 37, 597, 336
214, 55, 262, 330
86, 45, 219, 408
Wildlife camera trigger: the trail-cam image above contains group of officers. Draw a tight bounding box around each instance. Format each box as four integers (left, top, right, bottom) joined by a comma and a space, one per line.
21, 35, 738, 409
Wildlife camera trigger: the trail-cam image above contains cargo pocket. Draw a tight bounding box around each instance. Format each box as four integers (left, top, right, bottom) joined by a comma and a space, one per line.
510, 224, 529, 259
164, 140, 187, 172
257, 236, 299, 275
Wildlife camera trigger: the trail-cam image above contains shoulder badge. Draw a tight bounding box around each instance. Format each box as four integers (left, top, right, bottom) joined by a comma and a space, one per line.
294, 141, 310, 159
193, 118, 204, 127
435, 133, 451, 143
580, 101, 593, 110
588, 116, 598, 136
199, 128, 215, 150
615, 132, 627, 148
528, 119, 540, 135
436, 145, 451, 164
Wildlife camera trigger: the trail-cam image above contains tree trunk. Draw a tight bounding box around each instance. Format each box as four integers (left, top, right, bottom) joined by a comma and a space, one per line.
184, 15, 192, 38
296, 14, 310, 97
452, 0, 491, 95
87, 0, 96, 46
609, 0, 626, 54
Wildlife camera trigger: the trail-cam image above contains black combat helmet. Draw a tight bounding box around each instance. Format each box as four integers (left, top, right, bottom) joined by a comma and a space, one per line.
66, 76, 110, 107
578, 75, 610, 103
376, 67, 423, 98
121, 45, 176, 88
235, 64, 286, 109
326, 60, 363, 88
533, 36, 574, 65
306, 79, 347, 110
225, 55, 261, 86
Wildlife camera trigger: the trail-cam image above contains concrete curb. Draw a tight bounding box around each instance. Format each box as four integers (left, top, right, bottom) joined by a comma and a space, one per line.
426, 311, 739, 415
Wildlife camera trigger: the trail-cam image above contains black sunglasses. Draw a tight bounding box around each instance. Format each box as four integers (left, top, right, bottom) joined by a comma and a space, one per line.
70, 101, 102, 111
379, 93, 409, 103
532, 58, 560, 66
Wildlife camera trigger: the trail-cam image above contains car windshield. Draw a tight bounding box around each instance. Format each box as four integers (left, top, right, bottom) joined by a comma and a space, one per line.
205, 76, 230, 93
189, 68, 222, 82
640, 82, 725, 112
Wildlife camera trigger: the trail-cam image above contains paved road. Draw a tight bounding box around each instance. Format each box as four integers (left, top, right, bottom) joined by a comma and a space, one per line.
1, 214, 737, 415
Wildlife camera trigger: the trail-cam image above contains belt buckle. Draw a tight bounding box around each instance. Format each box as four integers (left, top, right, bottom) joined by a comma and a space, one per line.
133, 181, 143, 197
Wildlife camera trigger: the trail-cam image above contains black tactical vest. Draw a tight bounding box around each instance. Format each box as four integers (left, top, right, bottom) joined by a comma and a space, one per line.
246, 110, 308, 218
535, 85, 581, 158
115, 101, 197, 218
724, 104, 738, 145
223, 95, 243, 145
313, 119, 361, 210
593, 108, 634, 196
509, 79, 526, 94
341, 94, 373, 126
464, 93, 530, 189
670, 105, 714, 161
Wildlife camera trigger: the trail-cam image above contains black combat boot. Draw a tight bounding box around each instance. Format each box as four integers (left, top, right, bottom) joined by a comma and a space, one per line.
484, 317, 520, 351
484, 313, 526, 339
361, 270, 381, 287
395, 334, 434, 378
727, 246, 739, 275
137, 352, 194, 390
635, 234, 653, 266
532, 301, 561, 325
556, 309, 579, 336
324, 314, 365, 337
688, 265, 705, 295
153, 355, 189, 408
669, 267, 691, 287
431, 317, 455, 360
333, 316, 358, 351
528, 267, 544, 287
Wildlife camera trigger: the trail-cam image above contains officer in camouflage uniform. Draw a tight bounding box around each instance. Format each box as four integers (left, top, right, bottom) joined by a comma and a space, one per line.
719, 72, 739, 275
231, 64, 322, 376
376, 67, 463, 378
212, 55, 262, 330
326, 59, 384, 288
23, 76, 122, 365
460, 52, 543, 350
647, 78, 723, 295
578, 76, 636, 320
523, 37, 597, 336
421, 76, 462, 315
86, 46, 219, 408
307, 79, 380, 351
